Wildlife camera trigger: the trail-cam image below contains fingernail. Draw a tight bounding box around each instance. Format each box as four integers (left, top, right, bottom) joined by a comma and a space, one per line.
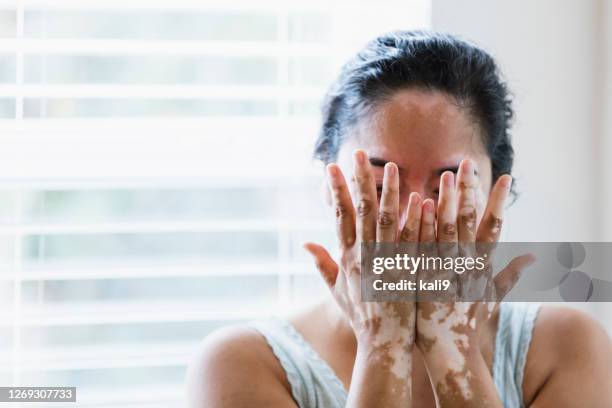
424, 198, 434, 211
409, 192, 421, 206
327, 164, 338, 178
385, 162, 396, 176
444, 171, 454, 187
354, 150, 366, 165
501, 175, 512, 189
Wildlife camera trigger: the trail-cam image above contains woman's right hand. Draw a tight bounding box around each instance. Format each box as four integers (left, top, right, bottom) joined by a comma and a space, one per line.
304, 149, 420, 407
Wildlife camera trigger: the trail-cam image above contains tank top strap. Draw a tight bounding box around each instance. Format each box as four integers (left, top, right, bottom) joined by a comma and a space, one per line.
249, 318, 347, 408
493, 302, 541, 408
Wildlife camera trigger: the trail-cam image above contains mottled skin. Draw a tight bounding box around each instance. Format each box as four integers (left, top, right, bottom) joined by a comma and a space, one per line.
186, 90, 612, 408
415, 161, 535, 406
313, 91, 536, 406
316, 154, 417, 407
323, 150, 534, 407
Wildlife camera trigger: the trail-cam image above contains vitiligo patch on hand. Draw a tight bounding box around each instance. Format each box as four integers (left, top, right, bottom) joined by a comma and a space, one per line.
417, 302, 481, 402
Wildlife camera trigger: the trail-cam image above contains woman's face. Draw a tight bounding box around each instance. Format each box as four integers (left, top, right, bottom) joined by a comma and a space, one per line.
334, 89, 493, 229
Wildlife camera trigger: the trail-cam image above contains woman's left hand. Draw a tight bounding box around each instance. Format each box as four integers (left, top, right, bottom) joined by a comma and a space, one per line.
415, 159, 535, 407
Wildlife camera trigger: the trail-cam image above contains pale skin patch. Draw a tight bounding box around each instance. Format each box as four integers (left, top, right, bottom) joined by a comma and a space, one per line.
436, 370, 475, 405
365, 305, 415, 381
416, 243, 507, 403
417, 302, 476, 401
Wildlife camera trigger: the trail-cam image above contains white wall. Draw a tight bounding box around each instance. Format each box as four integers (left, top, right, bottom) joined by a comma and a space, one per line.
604, 0, 612, 242
432, 0, 611, 330
432, 0, 608, 241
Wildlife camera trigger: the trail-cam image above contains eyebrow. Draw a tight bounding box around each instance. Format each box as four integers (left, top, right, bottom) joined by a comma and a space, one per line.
368, 158, 474, 177
368, 157, 389, 167
436, 166, 459, 176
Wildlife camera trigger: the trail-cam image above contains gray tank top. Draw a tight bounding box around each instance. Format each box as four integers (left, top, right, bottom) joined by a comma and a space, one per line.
250, 302, 540, 408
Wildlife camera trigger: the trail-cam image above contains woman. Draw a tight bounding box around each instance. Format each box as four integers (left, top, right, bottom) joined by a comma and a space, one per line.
187, 31, 612, 407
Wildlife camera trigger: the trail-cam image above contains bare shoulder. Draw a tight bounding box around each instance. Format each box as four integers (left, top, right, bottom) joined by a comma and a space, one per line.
529, 306, 611, 364
523, 305, 612, 406
185, 325, 297, 408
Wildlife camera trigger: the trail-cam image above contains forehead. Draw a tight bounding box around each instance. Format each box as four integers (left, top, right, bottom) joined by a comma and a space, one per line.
353, 89, 485, 166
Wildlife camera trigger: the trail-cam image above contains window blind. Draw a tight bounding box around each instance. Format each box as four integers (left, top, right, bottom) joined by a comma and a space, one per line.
0, 1, 430, 406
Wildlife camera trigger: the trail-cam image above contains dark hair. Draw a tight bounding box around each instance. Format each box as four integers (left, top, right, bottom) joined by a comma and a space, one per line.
314, 30, 515, 196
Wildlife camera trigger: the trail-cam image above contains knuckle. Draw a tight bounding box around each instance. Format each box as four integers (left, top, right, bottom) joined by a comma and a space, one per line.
345, 234, 355, 247
383, 185, 399, 195
356, 172, 374, 186
377, 211, 395, 228
400, 227, 417, 241
442, 222, 457, 236
335, 203, 349, 218
488, 215, 503, 233
459, 180, 477, 190
332, 192, 345, 207
357, 198, 374, 217
459, 207, 476, 227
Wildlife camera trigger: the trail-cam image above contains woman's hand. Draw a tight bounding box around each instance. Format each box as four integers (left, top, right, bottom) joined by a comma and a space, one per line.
415, 159, 535, 407
304, 149, 417, 407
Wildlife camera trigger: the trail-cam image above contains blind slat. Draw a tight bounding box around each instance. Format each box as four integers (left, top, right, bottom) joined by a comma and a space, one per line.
0, 2, 430, 405
0, 39, 331, 56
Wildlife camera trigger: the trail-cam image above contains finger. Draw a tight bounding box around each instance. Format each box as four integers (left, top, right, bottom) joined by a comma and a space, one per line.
376, 162, 400, 242
400, 192, 422, 243
476, 174, 512, 244
437, 171, 457, 243
303, 242, 339, 289
418, 198, 437, 301
419, 198, 437, 259
327, 163, 356, 249
494, 253, 536, 300
456, 159, 478, 244
436, 171, 458, 265
353, 149, 378, 243
400, 192, 422, 267
419, 198, 436, 242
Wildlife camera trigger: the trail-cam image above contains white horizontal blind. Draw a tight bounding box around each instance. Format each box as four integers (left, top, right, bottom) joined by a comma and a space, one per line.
0, 1, 430, 407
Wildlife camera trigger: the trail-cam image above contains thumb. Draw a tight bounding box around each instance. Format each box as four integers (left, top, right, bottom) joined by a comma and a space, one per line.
303, 242, 339, 289
494, 253, 536, 300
